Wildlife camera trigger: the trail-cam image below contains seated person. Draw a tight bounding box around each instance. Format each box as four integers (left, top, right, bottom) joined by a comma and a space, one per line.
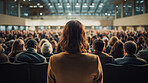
0, 45, 9, 62
15, 39, 47, 63
114, 41, 147, 65
137, 40, 148, 62
41, 42, 53, 57
92, 39, 114, 65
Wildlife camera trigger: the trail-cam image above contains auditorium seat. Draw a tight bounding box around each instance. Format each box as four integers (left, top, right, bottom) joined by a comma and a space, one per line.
103, 63, 148, 83
0, 63, 30, 83
9, 57, 15, 62
29, 63, 48, 83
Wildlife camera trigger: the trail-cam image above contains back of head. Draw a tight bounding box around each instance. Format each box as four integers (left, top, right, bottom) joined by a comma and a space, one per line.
0, 45, 5, 53
10, 39, 25, 53
110, 41, 124, 58
93, 39, 104, 52
39, 39, 49, 48
124, 41, 137, 55
41, 42, 53, 54
58, 20, 88, 54
109, 36, 119, 46
26, 39, 38, 49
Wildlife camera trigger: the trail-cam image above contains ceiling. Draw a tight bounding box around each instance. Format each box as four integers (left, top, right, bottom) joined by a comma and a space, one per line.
7, 0, 115, 16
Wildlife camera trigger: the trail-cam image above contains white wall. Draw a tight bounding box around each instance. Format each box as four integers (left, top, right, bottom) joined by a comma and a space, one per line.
114, 14, 148, 26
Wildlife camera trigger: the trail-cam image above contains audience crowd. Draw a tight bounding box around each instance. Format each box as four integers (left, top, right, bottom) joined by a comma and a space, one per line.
0, 20, 148, 82
0, 28, 148, 64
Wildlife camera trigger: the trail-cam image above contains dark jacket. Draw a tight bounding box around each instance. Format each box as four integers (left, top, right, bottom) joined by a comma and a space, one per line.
94, 51, 114, 65
114, 54, 147, 65
42, 53, 53, 57
137, 48, 148, 62
15, 48, 47, 63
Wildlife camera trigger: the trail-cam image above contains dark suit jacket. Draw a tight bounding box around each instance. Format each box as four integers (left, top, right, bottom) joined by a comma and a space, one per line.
47, 52, 103, 83
137, 48, 148, 62
15, 48, 47, 63
94, 51, 114, 65
114, 54, 147, 65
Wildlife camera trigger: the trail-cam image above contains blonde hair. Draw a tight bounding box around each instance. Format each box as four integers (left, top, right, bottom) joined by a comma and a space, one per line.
41, 42, 53, 54
39, 39, 49, 48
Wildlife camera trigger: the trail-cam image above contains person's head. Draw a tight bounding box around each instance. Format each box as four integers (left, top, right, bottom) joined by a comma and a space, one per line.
124, 41, 137, 55
92, 39, 105, 52
39, 39, 49, 48
9, 39, 25, 56
108, 36, 119, 46
26, 39, 38, 49
110, 41, 124, 58
58, 20, 88, 54
127, 37, 135, 41
41, 42, 53, 54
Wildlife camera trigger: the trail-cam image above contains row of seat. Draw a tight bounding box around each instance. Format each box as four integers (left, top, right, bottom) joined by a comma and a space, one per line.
0, 63, 48, 83
0, 63, 148, 83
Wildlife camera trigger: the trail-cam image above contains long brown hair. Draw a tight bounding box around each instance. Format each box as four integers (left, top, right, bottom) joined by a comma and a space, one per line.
8, 39, 25, 57
58, 20, 88, 54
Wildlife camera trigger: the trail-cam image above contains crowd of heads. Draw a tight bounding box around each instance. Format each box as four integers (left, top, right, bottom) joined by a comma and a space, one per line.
0, 20, 148, 63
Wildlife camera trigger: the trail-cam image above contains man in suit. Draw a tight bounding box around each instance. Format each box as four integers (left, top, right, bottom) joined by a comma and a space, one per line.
114, 41, 147, 65
137, 40, 148, 62
93, 39, 114, 65
15, 39, 47, 63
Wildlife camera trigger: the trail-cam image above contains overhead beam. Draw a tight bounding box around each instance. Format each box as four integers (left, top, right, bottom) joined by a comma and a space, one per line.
53, 2, 58, 14
80, 0, 83, 14
61, 0, 65, 14
87, 0, 94, 12
94, 0, 101, 13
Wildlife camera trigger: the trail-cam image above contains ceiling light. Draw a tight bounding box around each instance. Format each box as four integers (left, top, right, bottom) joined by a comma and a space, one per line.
37, 3, 40, 6
99, 5, 102, 7
108, 13, 110, 16
92, 3, 94, 5
57, 3, 60, 5
34, 5, 37, 8
58, 5, 62, 8
29, 5, 33, 8
76, 3, 79, 5
67, 5, 71, 8
90, 5, 94, 7
105, 13, 107, 15
68, 13, 71, 15
48, 3, 51, 5
83, 3, 87, 7
40, 13, 43, 16
75, 5, 80, 7
23, 0, 25, 1
100, 3, 103, 5
116, 5, 118, 8
28, 0, 31, 1
50, 5, 53, 8
39, 5, 43, 8
14, 0, 17, 2
67, 2, 70, 5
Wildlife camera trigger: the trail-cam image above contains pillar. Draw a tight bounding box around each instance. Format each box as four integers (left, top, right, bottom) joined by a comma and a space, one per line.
118, 26, 123, 31
115, 5, 117, 19
17, 1, 21, 17
37, 8, 39, 17
4, 0, 8, 15
121, 1, 124, 18
132, 0, 135, 16
143, 0, 146, 14
5, 25, 8, 31
18, 26, 20, 30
